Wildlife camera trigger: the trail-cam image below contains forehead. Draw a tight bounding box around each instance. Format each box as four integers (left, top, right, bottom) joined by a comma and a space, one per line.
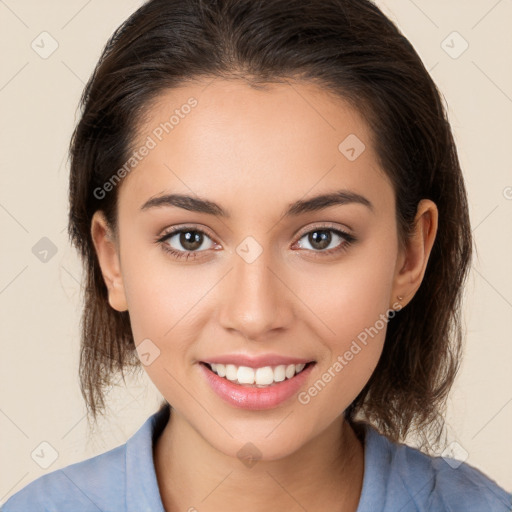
118, 78, 392, 217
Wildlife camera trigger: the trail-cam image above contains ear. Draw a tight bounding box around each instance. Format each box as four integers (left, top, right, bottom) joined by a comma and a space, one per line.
390, 199, 438, 309
90, 211, 128, 312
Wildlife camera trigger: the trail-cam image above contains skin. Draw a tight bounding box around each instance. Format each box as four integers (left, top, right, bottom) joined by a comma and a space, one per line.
91, 78, 438, 512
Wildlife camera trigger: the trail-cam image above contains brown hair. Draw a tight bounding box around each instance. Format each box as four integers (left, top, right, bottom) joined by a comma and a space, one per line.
68, 0, 472, 451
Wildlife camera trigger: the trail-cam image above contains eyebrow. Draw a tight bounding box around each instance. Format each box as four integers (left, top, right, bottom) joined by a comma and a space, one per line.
140, 189, 374, 217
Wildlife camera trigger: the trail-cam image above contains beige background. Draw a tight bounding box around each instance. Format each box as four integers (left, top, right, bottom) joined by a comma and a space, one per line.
1, 0, 511, 504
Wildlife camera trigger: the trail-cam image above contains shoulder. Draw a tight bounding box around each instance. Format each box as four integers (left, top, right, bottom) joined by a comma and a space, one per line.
1, 443, 126, 512
393, 440, 512, 511
359, 423, 512, 512
1, 405, 169, 512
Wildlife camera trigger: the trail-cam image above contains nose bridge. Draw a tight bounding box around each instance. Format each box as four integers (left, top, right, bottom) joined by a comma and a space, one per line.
218, 240, 292, 339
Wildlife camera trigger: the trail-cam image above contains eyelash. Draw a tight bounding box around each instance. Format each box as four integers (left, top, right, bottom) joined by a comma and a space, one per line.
156, 224, 357, 261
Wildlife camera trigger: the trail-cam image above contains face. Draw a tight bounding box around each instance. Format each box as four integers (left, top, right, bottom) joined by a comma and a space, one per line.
92, 78, 437, 460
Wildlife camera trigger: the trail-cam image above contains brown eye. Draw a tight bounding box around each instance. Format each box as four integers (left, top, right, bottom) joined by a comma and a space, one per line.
157, 227, 217, 260
306, 230, 333, 250
175, 230, 204, 251
295, 228, 355, 254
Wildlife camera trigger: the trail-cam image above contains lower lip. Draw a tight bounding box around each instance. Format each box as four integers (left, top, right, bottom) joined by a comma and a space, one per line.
198, 362, 315, 410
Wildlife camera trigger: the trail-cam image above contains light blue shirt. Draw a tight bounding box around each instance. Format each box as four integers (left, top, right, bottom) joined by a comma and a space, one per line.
2, 403, 511, 511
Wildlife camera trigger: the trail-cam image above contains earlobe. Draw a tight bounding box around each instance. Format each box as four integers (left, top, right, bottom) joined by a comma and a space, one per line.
90, 211, 129, 312
391, 199, 438, 308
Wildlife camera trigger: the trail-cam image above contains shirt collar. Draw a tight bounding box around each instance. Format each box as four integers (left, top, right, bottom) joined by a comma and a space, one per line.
124, 403, 382, 512
354, 421, 388, 512
126, 402, 169, 512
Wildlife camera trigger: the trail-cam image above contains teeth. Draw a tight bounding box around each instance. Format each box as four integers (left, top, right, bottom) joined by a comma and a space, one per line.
225, 364, 237, 381
255, 366, 274, 385
237, 366, 255, 384
285, 364, 296, 379
209, 362, 308, 386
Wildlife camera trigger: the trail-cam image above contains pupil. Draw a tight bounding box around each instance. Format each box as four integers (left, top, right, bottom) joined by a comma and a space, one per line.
310, 230, 331, 250
181, 231, 202, 251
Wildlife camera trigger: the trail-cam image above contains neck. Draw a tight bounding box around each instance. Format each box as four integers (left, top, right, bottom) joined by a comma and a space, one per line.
153, 407, 365, 512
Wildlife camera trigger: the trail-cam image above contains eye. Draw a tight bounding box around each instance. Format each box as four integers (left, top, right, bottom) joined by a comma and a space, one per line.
156, 226, 218, 261
156, 223, 356, 262
293, 225, 356, 257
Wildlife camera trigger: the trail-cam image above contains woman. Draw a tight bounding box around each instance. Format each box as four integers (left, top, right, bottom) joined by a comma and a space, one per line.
3, 0, 511, 510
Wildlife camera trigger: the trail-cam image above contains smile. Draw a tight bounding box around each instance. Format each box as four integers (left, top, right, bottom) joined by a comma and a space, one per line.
198, 361, 316, 410
203, 362, 311, 387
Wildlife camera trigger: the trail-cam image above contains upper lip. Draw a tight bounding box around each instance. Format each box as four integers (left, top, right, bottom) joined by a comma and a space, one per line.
201, 353, 315, 368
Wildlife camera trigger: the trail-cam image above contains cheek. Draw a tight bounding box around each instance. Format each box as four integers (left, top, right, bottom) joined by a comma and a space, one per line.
117, 233, 176, 342
295, 293, 392, 424
293, 233, 397, 404
297, 230, 398, 346
119, 237, 218, 351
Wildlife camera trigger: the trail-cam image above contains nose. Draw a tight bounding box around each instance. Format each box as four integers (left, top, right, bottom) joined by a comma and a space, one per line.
218, 246, 295, 341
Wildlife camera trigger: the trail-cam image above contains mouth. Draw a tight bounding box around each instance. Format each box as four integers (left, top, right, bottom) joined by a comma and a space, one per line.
200, 361, 316, 388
